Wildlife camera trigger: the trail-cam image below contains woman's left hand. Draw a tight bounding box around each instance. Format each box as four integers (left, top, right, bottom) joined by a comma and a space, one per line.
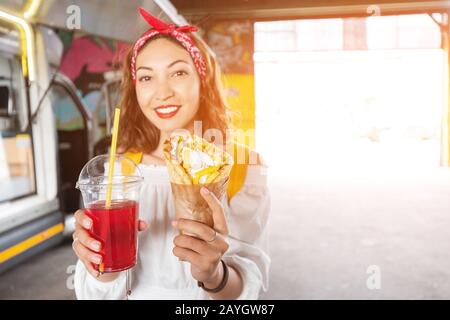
172, 187, 229, 286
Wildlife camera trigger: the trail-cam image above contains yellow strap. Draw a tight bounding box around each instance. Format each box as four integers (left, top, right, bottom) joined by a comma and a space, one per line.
123, 143, 248, 202
226, 142, 249, 202
123, 151, 143, 175
124, 151, 143, 166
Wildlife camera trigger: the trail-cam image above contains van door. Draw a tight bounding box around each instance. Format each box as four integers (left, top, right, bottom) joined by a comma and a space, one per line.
0, 16, 63, 274
50, 73, 93, 214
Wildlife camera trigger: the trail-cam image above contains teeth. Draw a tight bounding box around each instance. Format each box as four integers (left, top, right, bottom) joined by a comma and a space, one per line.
156, 106, 179, 114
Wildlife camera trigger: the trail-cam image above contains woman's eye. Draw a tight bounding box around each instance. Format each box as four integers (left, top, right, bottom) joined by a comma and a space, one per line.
173, 70, 188, 77
139, 75, 152, 82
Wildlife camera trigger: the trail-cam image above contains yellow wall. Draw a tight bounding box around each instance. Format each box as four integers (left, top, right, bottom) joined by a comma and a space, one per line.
222, 73, 256, 149
203, 20, 256, 149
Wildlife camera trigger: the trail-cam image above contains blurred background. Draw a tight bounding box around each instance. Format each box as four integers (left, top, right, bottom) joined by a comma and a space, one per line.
0, 0, 450, 299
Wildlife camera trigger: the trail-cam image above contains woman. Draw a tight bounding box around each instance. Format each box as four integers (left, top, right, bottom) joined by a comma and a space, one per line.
72, 7, 270, 300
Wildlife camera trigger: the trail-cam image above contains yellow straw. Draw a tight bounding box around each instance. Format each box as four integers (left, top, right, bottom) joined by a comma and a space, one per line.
105, 107, 121, 208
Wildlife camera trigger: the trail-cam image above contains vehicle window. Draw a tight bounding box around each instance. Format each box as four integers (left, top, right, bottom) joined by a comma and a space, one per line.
0, 34, 36, 202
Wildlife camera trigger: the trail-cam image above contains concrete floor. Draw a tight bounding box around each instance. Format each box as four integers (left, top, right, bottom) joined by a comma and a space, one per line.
0, 238, 77, 300
263, 165, 450, 299
2, 142, 450, 299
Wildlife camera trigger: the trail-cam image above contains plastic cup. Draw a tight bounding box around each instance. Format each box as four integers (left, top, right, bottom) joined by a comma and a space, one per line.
76, 154, 143, 273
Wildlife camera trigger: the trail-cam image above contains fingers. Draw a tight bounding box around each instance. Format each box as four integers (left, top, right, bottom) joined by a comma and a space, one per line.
138, 220, 149, 232
73, 209, 102, 276
200, 187, 228, 235
172, 219, 216, 243
173, 234, 217, 256
73, 226, 101, 252
172, 245, 202, 265
74, 209, 92, 230
72, 209, 148, 278
73, 209, 102, 252
80, 258, 100, 278
75, 210, 149, 233
172, 219, 229, 254
172, 246, 219, 276
72, 236, 102, 266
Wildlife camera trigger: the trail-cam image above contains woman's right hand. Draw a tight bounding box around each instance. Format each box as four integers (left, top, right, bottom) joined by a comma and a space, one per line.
72, 209, 149, 282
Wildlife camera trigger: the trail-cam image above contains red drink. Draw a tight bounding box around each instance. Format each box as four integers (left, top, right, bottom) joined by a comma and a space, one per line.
85, 199, 139, 273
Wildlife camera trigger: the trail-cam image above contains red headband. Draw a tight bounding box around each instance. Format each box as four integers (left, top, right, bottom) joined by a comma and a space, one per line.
131, 7, 207, 84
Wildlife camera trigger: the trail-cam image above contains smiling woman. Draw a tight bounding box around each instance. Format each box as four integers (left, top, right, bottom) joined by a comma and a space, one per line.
134, 39, 201, 131
73, 7, 270, 301
117, 31, 229, 156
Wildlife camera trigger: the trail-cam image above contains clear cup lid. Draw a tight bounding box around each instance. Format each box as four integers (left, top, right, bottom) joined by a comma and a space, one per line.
76, 154, 143, 190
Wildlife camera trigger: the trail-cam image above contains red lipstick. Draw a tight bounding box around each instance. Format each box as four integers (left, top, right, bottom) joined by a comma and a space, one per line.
154, 105, 181, 119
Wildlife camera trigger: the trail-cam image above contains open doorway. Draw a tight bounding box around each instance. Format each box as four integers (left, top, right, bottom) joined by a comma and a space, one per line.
254, 14, 450, 299
254, 14, 444, 178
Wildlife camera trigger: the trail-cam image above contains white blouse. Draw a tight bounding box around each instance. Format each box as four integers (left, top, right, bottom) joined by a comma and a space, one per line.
74, 163, 270, 300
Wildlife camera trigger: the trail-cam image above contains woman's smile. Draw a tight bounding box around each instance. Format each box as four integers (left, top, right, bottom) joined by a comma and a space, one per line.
154, 104, 182, 119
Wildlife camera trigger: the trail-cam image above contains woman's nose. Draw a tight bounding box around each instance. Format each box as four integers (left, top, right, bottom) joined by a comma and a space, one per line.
155, 81, 175, 101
